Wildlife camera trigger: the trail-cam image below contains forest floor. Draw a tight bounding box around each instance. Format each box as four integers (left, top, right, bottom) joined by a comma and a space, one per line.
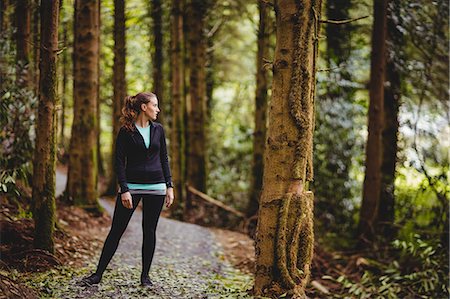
0, 166, 255, 298
0, 165, 369, 298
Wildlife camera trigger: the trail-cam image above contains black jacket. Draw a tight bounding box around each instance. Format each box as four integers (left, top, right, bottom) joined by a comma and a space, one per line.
115, 121, 172, 194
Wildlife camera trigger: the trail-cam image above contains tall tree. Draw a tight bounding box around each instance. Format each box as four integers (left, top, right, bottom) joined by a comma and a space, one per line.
66, 0, 101, 212
105, 0, 127, 195
31, 0, 59, 253
15, 0, 31, 88
357, 0, 388, 246
186, 0, 207, 192
32, 0, 40, 93
313, 0, 357, 234
59, 18, 69, 148
96, 0, 104, 177
170, 0, 185, 216
0, 0, 8, 92
151, 0, 164, 124
254, 0, 321, 297
247, 0, 271, 217
378, 0, 403, 239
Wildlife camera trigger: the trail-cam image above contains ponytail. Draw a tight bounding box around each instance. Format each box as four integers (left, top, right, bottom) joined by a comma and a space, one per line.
120, 92, 156, 131
120, 95, 138, 131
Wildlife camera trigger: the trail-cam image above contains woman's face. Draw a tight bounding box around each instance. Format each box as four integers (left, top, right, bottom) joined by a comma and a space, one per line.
141, 97, 160, 121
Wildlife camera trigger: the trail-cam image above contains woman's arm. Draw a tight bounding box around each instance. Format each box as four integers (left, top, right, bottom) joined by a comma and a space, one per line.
159, 125, 173, 188
115, 127, 129, 194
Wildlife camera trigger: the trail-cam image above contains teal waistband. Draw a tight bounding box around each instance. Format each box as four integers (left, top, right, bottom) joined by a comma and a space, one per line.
127, 183, 167, 190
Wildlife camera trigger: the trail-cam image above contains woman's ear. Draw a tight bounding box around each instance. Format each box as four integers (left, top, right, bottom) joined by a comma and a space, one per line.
141, 103, 147, 111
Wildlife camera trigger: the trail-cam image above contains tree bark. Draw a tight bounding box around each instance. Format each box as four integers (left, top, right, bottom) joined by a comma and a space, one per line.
247, 0, 271, 218
186, 0, 207, 192
170, 0, 185, 217
15, 0, 31, 88
105, 0, 127, 195
66, 0, 101, 212
151, 0, 164, 125
32, 0, 59, 253
378, 0, 402, 239
357, 0, 388, 246
254, 1, 321, 297
32, 0, 40, 93
60, 19, 68, 148
96, 0, 103, 178
0, 0, 7, 33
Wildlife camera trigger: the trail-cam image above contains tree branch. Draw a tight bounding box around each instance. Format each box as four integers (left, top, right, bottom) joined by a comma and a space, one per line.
320, 15, 369, 25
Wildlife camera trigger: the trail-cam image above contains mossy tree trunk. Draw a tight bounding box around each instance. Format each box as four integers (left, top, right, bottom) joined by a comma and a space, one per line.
247, 0, 272, 218
378, 0, 402, 240
105, 0, 127, 196
357, 0, 388, 246
186, 0, 207, 192
31, 0, 59, 254
66, 0, 101, 212
254, 1, 321, 298
151, 0, 164, 125
170, 0, 185, 217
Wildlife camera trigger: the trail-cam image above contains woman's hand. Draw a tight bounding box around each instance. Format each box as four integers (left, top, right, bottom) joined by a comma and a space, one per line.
121, 191, 133, 209
165, 188, 174, 208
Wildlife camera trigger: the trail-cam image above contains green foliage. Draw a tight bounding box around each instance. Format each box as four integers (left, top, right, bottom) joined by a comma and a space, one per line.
0, 29, 36, 199
208, 83, 254, 211
312, 0, 370, 240
324, 234, 449, 298
395, 166, 449, 239
206, 2, 256, 211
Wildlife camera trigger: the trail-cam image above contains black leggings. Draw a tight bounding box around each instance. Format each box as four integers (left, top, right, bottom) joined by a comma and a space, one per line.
94, 193, 165, 277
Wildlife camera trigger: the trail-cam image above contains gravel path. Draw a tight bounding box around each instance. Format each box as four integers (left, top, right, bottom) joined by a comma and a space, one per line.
51, 169, 252, 298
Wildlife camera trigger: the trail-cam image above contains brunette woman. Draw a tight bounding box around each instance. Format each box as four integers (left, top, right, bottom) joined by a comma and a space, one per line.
82, 92, 174, 287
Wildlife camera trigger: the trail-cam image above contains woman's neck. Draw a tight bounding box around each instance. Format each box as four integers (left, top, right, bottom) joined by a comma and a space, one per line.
135, 115, 150, 128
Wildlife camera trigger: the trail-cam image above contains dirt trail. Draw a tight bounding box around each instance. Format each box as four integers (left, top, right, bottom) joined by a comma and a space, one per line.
54, 170, 252, 298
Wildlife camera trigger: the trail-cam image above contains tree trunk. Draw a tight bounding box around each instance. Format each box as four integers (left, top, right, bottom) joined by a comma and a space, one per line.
151, 0, 164, 125
0, 0, 7, 33
96, 0, 104, 178
182, 0, 189, 191
378, 0, 401, 240
186, 0, 207, 192
0, 0, 8, 92
254, 1, 321, 297
105, 0, 127, 195
205, 36, 214, 121
32, 0, 40, 93
66, 0, 101, 212
357, 0, 388, 246
60, 19, 68, 148
247, 0, 271, 218
31, 0, 59, 253
170, 0, 185, 217
15, 0, 31, 88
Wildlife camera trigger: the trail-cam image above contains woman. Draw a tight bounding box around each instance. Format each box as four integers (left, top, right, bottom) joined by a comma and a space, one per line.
82, 92, 174, 287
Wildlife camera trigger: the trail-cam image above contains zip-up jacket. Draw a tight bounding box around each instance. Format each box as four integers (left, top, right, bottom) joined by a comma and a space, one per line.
115, 121, 172, 194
